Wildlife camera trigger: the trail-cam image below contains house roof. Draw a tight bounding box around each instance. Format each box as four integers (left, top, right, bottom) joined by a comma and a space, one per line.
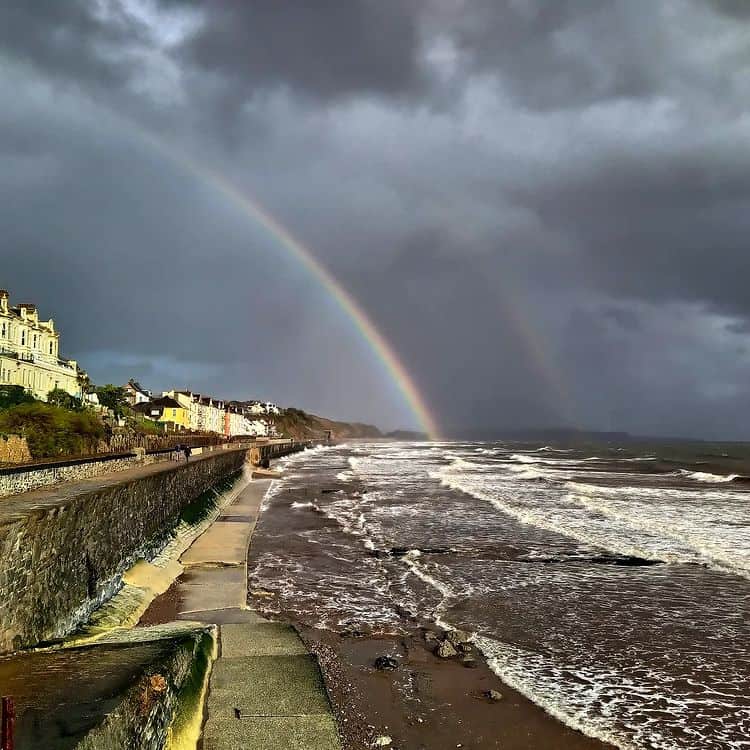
151, 396, 182, 409
127, 379, 149, 394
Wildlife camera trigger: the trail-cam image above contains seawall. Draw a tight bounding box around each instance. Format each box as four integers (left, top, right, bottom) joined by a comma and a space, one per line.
0, 447, 247, 653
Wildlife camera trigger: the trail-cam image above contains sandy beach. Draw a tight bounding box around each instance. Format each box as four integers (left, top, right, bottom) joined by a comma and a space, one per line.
294, 626, 616, 750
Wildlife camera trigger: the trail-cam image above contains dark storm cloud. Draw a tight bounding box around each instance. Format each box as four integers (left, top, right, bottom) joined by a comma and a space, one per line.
440, 0, 662, 109
707, 0, 750, 18
3, 0, 750, 437
169, 0, 424, 101
0, 1, 142, 87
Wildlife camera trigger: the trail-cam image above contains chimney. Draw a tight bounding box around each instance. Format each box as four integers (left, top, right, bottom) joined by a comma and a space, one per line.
0, 290, 7, 314
18, 304, 38, 324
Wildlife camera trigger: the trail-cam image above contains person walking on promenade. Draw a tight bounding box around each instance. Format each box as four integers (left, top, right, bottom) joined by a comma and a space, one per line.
174, 443, 182, 462
182, 444, 191, 463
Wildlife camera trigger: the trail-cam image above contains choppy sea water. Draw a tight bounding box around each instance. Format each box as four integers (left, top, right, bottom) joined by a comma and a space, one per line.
248, 441, 750, 750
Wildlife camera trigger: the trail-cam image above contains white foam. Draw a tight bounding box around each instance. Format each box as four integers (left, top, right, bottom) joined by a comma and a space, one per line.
680, 469, 740, 483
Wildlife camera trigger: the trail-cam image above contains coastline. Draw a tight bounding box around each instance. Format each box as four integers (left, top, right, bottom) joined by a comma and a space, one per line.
248, 464, 618, 750
294, 626, 618, 750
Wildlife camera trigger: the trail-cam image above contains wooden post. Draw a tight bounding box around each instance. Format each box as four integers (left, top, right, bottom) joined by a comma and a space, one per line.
1, 696, 15, 750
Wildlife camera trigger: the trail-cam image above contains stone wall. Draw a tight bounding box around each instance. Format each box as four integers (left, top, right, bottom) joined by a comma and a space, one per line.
0, 455, 140, 498
0, 448, 247, 653
0, 445, 238, 499
0, 434, 31, 464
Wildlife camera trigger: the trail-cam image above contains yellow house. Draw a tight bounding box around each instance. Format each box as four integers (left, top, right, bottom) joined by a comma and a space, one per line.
136, 396, 189, 430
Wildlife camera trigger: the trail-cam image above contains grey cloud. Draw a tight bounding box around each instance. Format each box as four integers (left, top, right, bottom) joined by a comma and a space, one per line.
169, 0, 424, 102
0, 1, 143, 87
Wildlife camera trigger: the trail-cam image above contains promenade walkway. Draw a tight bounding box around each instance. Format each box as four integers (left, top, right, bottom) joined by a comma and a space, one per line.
167, 479, 341, 750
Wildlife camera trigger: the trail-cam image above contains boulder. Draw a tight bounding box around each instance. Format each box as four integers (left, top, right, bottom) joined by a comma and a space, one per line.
445, 629, 471, 646
461, 656, 479, 669
485, 689, 503, 702
423, 630, 441, 646
374, 655, 399, 671
435, 640, 458, 658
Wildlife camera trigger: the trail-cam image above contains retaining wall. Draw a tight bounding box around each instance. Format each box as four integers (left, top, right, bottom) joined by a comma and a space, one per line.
0, 444, 237, 499
0, 435, 31, 464
0, 448, 247, 653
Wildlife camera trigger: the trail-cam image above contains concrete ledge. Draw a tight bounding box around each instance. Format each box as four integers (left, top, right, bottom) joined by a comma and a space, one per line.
220, 623, 308, 658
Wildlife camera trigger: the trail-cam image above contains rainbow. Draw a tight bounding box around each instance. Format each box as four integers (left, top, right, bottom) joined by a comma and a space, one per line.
130, 131, 441, 440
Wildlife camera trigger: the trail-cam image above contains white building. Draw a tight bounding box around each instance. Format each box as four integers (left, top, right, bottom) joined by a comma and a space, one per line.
164, 390, 226, 434
0, 290, 83, 401
124, 379, 151, 405
246, 400, 281, 416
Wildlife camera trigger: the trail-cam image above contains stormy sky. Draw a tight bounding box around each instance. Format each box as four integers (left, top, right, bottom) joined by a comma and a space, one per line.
2, 1, 750, 438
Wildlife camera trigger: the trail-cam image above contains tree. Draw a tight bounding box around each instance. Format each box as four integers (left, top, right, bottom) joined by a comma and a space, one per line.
47, 387, 83, 411
0, 385, 36, 410
95, 384, 129, 417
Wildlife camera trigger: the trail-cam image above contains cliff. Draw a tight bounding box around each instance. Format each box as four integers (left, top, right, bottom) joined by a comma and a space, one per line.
269, 409, 381, 441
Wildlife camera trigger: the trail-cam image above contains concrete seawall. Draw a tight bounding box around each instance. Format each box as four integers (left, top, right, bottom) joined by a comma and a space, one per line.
0, 447, 248, 653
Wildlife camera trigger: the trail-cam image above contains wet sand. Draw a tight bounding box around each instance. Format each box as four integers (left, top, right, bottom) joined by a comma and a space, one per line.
295, 627, 617, 750
248, 469, 617, 750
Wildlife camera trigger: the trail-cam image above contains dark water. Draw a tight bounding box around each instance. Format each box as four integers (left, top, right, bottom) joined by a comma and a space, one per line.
248, 441, 750, 750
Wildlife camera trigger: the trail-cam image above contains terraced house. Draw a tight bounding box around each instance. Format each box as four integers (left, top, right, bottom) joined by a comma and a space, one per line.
0, 289, 83, 401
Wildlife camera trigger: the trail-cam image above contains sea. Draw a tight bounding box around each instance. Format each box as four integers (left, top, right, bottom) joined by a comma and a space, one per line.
248, 440, 750, 750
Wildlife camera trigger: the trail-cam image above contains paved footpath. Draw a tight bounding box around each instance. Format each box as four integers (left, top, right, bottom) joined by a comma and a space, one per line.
171, 478, 342, 750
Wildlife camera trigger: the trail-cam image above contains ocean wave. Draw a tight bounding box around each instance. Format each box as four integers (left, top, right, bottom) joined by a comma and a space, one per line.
474, 637, 640, 750
510, 454, 539, 463
679, 469, 740, 483
564, 485, 750, 578
290, 500, 321, 511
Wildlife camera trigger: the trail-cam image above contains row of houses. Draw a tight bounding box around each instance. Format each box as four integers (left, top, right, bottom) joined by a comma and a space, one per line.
126, 381, 281, 438
0, 289, 282, 439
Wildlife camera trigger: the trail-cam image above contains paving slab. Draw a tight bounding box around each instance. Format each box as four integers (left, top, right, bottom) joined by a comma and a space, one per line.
220, 623, 308, 658
208, 655, 331, 716
180, 481, 270, 566
203, 715, 340, 750
177, 566, 247, 613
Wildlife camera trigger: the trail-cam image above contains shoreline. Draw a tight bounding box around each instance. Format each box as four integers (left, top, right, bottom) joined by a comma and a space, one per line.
293, 625, 619, 750
248, 463, 618, 750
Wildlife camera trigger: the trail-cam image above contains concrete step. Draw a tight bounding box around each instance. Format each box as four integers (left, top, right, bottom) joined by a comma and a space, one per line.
177, 565, 247, 613
176, 607, 268, 625
220, 623, 308, 658
208, 654, 332, 716
203, 714, 340, 750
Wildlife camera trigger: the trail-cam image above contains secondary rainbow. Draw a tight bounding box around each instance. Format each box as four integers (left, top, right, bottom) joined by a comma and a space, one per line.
131, 129, 441, 440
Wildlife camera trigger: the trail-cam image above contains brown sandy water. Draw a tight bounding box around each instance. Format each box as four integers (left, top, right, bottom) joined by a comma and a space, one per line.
247, 442, 750, 750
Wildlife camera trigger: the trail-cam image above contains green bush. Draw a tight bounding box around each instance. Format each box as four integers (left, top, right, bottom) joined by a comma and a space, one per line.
0, 402, 105, 458
0, 385, 37, 410
47, 387, 83, 411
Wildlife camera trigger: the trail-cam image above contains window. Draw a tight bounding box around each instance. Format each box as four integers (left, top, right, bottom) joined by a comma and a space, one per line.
1, 322, 5, 337
49, 342, 53, 355
20, 330, 25, 346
